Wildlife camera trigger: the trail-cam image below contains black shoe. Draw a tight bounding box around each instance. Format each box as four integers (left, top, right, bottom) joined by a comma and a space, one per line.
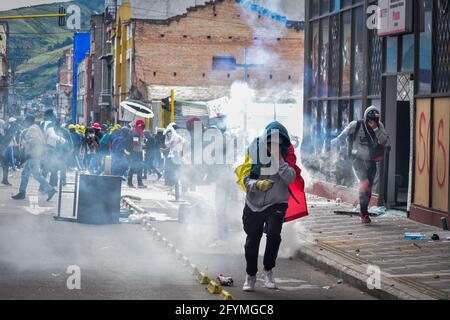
12, 192, 26, 200
47, 189, 57, 202
137, 184, 147, 189
2, 181, 12, 186
127, 183, 135, 188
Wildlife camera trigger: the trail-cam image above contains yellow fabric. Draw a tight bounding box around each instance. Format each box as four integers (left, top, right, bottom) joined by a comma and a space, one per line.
234, 153, 253, 193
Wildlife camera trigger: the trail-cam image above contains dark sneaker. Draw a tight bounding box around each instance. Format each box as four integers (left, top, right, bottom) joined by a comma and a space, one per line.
47, 189, 57, 202
137, 184, 147, 189
360, 211, 372, 224
12, 192, 26, 200
1, 181, 12, 186
127, 184, 135, 188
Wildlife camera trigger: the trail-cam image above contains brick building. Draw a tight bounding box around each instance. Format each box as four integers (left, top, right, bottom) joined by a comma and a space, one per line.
112, 0, 304, 129
56, 47, 73, 121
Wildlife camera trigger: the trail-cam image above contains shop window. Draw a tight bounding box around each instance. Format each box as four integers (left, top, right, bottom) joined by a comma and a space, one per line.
320, 0, 329, 14
385, 36, 398, 73
418, 0, 432, 93
212, 56, 236, 71
341, 0, 352, 8
318, 101, 328, 154
311, 21, 320, 97
353, 99, 362, 121
352, 6, 364, 95
401, 34, 414, 72
433, 2, 450, 93
329, 14, 340, 97
320, 18, 329, 97
311, 0, 319, 18
369, 99, 381, 110
340, 100, 350, 131
330, 101, 339, 137
341, 10, 351, 96
369, 29, 382, 96
331, 0, 340, 12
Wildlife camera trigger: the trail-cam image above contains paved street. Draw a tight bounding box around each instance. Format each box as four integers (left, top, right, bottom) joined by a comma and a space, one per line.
0, 171, 375, 300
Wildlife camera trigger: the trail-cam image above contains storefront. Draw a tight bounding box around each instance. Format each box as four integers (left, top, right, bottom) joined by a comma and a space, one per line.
302, 0, 449, 227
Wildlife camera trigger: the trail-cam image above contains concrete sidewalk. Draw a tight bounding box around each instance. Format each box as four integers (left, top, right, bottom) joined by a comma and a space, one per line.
296, 196, 450, 300
173, 183, 450, 300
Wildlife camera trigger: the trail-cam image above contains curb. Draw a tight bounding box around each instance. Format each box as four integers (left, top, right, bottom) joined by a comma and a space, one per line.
138, 216, 236, 300
296, 242, 441, 300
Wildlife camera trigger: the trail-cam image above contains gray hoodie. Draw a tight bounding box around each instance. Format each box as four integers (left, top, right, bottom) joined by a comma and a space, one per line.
244, 158, 296, 212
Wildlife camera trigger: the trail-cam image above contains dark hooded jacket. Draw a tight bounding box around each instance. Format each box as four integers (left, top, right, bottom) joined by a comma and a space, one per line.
244, 122, 297, 212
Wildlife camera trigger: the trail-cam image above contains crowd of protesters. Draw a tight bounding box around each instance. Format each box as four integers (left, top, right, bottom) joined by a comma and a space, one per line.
0, 109, 182, 198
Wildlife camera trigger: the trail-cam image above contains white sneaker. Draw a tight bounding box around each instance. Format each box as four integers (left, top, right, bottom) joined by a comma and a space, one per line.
263, 270, 277, 289
242, 275, 256, 292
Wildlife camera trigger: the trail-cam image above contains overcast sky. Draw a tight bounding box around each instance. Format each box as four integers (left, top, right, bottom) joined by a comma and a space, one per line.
0, 0, 70, 12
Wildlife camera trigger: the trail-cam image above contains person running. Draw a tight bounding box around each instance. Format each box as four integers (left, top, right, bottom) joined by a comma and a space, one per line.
235, 121, 308, 292
12, 115, 57, 201
331, 106, 390, 224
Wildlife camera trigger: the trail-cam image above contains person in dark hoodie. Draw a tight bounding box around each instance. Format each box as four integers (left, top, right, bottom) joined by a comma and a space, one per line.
241, 122, 296, 292
332, 106, 390, 224
111, 126, 130, 178
126, 120, 146, 188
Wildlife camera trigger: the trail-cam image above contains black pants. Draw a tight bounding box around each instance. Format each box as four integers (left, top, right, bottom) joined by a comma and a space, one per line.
242, 204, 287, 276
352, 159, 377, 212
128, 152, 144, 186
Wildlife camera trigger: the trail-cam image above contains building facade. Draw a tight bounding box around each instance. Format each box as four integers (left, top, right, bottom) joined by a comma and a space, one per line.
76, 54, 93, 125
0, 22, 8, 120
56, 47, 74, 122
111, 0, 304, 129
302, 0, 450, 227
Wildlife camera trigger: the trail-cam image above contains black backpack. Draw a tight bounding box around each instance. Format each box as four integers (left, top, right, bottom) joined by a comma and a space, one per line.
347, 120, 362, 158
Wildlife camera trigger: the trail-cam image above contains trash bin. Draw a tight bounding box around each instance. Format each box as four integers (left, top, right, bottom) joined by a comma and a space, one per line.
75, 174, 122, 225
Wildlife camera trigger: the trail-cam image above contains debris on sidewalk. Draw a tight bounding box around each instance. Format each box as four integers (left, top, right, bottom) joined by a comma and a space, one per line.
431, 234, 440, 241
404, 233, 426, 241
216, 274, 234, 287
125, 213, 177, 224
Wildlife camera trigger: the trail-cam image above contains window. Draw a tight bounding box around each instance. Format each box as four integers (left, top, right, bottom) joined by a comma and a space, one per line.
320, 0, 329, 14
385, 36, 398, 73
330, 101, 339, 136
311, 0, 319, 18
320, 18, 329, 97
369, 29, 382, 96
353, 100, 362, 121
352, 6, 364, 95
341, 10, 351, 96
340, 100, 350, 132
401, 34, 414, 72
329, 14, 340, 96
433, 0, 450, 93
311, 21, 320, 96
212, 56, 236, 71
418, 0, 432, 93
